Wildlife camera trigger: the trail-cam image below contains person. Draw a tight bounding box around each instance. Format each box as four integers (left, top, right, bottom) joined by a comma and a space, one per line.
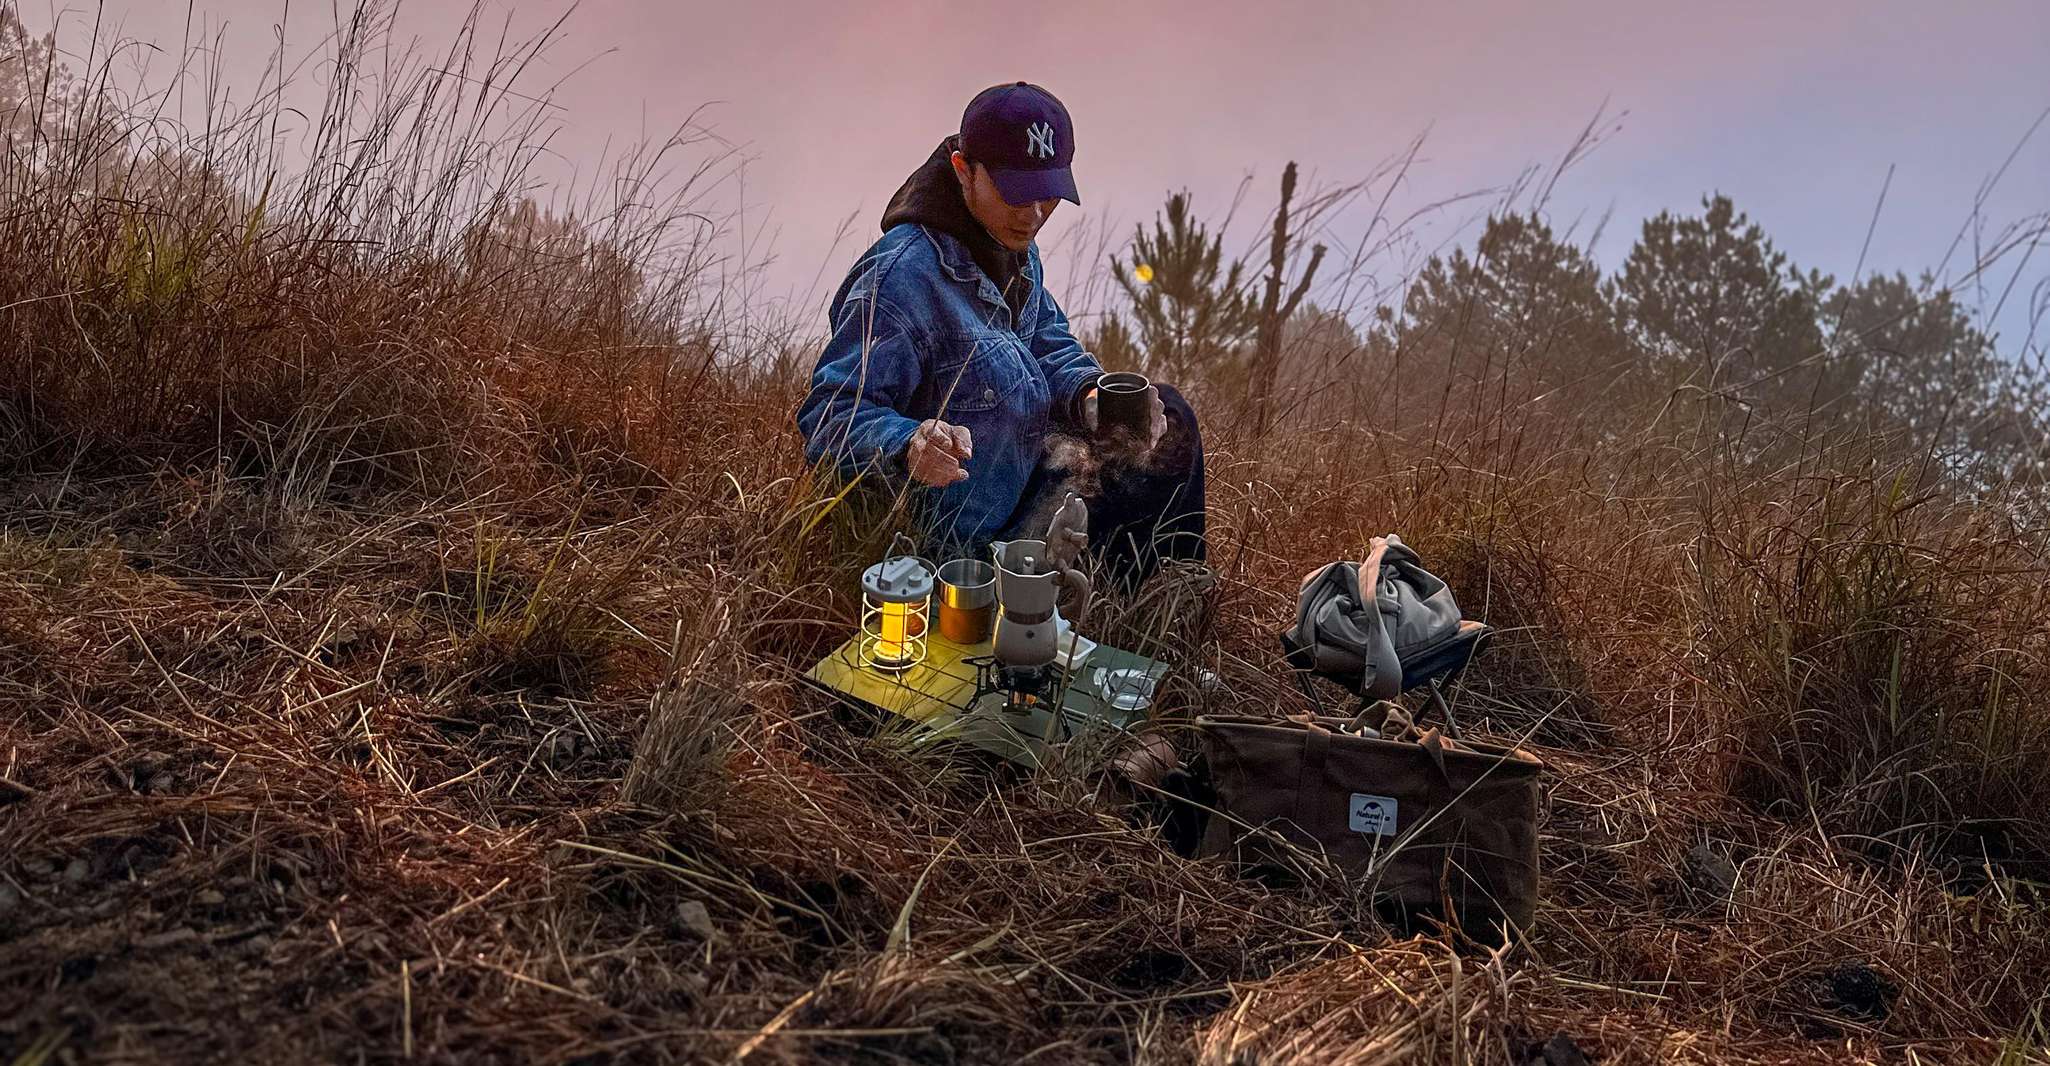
796, 81, 1206, 590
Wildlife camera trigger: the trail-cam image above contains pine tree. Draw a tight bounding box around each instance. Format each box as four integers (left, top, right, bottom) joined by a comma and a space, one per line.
1610, 194, 1832, 412
1107, 192, 1255, 381
1825, 273, 2049, 486
1390, 213, 1631, 434
1082, 312, 1142, 373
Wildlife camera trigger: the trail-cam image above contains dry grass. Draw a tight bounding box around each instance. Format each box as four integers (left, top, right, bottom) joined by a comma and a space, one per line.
4, 4, 2050, 1064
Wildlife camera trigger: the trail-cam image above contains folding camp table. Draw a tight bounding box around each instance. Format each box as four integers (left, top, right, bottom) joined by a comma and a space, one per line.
806, 631, 1169, 770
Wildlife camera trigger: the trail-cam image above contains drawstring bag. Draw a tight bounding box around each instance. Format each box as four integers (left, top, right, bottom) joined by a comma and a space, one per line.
1195, 710, 1542, 943
1286, 535, 1464, 701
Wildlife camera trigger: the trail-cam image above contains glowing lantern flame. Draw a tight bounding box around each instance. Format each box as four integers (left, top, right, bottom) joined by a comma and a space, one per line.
877, 600, 912, 662
1133, 263, 1154, 284
859, 537, 933, 673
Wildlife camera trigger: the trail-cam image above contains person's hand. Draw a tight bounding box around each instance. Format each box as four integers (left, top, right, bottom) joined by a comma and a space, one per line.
906, 419, 972, 487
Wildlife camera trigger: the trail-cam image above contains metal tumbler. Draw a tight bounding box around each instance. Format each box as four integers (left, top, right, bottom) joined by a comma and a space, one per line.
1095, 371, 1155, 441
936, 558, 997, 644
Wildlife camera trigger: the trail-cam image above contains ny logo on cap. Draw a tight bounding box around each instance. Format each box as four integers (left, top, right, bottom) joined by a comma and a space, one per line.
1026, 121, 1057, 160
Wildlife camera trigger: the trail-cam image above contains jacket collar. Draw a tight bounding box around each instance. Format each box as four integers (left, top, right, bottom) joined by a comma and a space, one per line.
921, 224, 987, 287
918, 226, 1037, 317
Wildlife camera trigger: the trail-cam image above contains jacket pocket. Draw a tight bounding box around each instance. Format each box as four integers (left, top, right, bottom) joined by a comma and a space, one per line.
931, 333, 1027, 416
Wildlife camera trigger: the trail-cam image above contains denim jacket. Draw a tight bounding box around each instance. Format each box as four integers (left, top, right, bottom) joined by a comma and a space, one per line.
796, 223, 1102, 547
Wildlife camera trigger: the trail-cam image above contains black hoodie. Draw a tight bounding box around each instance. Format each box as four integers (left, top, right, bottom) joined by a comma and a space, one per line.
880, 136, 1032, 321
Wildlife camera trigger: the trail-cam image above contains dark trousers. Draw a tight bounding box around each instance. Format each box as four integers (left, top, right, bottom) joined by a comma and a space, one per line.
1001, 384, 1207, 594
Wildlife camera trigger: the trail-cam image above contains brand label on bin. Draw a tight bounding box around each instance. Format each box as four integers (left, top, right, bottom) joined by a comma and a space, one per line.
1348, 793, 1399, 836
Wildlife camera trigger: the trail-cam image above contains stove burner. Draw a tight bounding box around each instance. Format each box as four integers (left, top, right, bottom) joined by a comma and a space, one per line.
962, 655, 1070, 738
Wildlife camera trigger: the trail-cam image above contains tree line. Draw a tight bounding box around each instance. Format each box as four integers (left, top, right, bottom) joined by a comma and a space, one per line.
1090, 182, 2048, 496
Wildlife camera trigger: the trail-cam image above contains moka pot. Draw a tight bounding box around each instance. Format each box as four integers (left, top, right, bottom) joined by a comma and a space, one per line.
989, 538, 1093, 670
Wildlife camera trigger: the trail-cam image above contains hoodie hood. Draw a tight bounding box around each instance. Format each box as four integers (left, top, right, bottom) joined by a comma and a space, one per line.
881, 136, 1030, 318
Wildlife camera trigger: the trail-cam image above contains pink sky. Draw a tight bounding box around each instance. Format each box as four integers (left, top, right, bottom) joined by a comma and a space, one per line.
42, 0, 2050, 351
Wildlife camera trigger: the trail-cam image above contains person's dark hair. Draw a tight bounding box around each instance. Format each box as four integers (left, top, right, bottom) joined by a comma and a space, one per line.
952, 151, 990, 184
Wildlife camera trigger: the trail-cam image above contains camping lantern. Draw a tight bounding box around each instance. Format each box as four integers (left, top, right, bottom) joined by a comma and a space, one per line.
859, 535, 934, 673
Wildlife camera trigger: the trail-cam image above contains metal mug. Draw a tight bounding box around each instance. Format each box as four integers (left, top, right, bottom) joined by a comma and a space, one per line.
1095, 371, 1155, 442
936, 558, 997, 644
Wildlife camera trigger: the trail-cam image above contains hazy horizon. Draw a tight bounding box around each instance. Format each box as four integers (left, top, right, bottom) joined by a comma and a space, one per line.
39, 0, 2050, 355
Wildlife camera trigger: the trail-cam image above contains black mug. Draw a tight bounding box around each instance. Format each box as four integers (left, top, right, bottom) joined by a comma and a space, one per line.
1095, 372, 1154, 441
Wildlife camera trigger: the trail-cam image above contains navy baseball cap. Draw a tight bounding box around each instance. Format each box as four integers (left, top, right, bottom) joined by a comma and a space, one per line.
960, 82, 1079, 207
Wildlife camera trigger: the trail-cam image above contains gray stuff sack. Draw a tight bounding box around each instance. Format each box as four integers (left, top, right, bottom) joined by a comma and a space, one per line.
1285, 535, 1463, 701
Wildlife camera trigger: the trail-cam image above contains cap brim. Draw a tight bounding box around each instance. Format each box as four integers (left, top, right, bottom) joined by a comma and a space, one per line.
987, 166, 1080, 207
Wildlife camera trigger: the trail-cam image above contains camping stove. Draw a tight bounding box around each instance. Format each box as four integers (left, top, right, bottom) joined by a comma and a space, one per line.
964, 656, 1056, 713
960, 654, 1074, 741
